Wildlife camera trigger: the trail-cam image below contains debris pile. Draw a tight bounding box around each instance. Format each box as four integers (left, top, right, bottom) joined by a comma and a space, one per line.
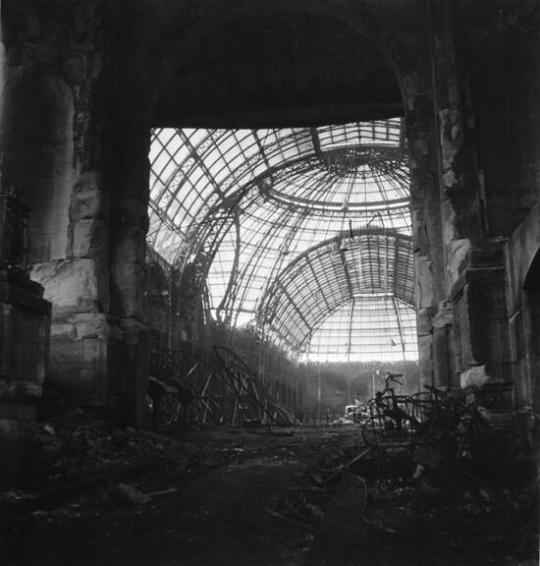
148, 344, 300, 430
0, 415, 537, 566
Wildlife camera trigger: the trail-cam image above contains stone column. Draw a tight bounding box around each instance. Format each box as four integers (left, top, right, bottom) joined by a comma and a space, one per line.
1, 2, 118, 408
432, 301, 456, 388
451, 245, 510, 382
2, 1, 154, 426
401, 67, 445, 389
425, 1, 509, 388
103, 1, 160, 426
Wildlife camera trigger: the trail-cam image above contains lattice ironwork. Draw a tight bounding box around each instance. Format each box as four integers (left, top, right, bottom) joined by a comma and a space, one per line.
147, 342, 298, 428
148, 118, 418, 362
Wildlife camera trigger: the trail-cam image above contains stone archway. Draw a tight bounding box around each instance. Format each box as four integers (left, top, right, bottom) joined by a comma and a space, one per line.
2, 0, 450, 422
147, 0, 447, 392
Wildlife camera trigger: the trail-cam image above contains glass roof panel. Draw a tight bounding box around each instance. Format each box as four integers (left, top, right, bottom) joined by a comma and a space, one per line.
148, 119, 415, 358
300, 296, 418, 363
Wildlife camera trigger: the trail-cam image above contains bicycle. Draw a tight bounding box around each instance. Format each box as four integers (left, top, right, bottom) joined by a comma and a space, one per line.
362, 373, 420, 449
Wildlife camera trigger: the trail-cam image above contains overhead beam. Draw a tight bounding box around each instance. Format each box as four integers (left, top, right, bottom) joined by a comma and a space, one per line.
310, 127, 323, 159
253, 130, 274, 181
152, 101, 403, 129
339, 249, 355, 300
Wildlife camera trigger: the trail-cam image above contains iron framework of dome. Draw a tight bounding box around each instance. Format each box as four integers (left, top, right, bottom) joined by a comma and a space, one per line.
148, 118, 418, 362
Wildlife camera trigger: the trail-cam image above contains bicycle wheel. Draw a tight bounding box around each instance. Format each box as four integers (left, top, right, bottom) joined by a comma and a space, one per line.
362, 414, 411, 448
362, 416, 383, 447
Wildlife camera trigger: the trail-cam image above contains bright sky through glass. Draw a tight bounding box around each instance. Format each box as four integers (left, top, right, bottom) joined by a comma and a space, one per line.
148, 119, 418, 362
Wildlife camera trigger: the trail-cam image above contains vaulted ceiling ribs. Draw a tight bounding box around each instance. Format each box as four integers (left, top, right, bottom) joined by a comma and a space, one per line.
148, 119, 416, 358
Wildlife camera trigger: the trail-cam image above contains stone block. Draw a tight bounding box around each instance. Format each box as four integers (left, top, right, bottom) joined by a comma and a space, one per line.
417, 335, 434, 387
416, 255, 434, 309
70, 218, 107, 258
433, 300, 453, 328
460, 364, 489, 389
416, 307, 434, 335
112, 259, 146, 320
446, 238, 471, 290
70, 175, 104, 220
31, 258, 107, 314
470, 244, 504, 268
0, 271, 51, 386
48, 336, 109, 405
418, 334, 433, 363
73, 313, 110, 339
50, 322, 76, 339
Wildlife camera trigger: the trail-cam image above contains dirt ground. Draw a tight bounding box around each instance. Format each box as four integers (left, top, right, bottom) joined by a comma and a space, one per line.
0, 415, 538, 566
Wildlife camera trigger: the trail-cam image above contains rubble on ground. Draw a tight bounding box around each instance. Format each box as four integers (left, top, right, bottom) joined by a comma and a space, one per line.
0, 412, 537, 566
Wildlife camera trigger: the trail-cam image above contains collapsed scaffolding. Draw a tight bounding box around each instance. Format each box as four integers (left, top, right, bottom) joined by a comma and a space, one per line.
148, 344, 300, 430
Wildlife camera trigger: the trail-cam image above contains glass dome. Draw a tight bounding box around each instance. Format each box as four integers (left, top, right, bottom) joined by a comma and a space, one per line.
148, 118, 417, 361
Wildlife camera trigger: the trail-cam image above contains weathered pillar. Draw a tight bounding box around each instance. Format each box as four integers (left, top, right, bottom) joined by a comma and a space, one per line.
1, 2, 117, 408
0, 7, 55, 486
107, 120, 151, 425
2, 1, 155, 426
432, 301, 456, 388
426, 1, 512, 387
451, 245, 510, 383
103, 1, 160, 425
401, 62, 445, 389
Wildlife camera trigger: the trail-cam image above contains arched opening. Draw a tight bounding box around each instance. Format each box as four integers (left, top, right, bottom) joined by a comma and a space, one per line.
4, 3, 540, 565
147, 117, 416, 420
141, 3, 430, 426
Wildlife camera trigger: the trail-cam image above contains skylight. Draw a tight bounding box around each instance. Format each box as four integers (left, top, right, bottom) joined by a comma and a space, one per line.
148, 119, 417, 362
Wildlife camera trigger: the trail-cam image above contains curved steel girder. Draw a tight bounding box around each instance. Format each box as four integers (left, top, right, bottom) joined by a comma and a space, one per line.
163, 144, 408, 288
213, 144, 408, 214
148, 123, 411, 341
257, 228, 414, 352
153, 139, 407, 229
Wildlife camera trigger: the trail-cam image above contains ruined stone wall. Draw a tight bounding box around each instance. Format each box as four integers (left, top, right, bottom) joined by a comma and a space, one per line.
450, 1, 539, 397
459, 0, 540, 409
2, 0, 160, 425
505, 203, 540, 413
413, 0, 540, 396
3, 0, 539, 422
2, 1, 109, 408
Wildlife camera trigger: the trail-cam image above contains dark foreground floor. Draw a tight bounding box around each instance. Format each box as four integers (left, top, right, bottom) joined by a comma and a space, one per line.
0, 416, 537, 566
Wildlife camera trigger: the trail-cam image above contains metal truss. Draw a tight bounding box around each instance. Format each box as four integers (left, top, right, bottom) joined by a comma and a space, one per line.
148, 118, 418, 361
